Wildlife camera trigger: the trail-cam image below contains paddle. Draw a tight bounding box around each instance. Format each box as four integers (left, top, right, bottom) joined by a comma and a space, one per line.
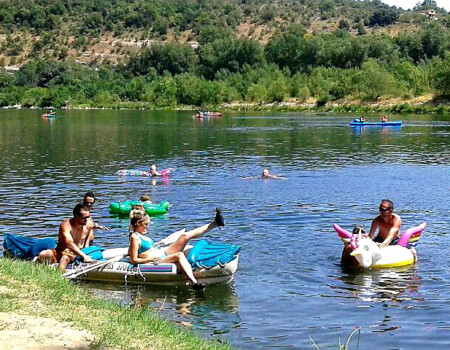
63, 229, 185, 280
63, 253, 126, 279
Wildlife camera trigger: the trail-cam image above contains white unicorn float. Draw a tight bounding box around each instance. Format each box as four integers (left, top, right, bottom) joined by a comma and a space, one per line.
334, 222, 426, 268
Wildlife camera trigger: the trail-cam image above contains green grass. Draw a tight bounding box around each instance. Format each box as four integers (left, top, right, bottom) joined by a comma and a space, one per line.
310, 328, 361, 350
0, 258, 231, 350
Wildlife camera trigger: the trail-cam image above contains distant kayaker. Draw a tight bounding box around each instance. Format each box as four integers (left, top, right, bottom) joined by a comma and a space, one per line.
37, 204, 96, 271
128, 208, 225, 290
381, 115, 388, 123
369, 199, 401, 248
359, 116, 366, 122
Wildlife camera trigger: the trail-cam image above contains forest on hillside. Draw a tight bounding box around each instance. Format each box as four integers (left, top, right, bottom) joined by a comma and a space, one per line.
0, 0, 448, 109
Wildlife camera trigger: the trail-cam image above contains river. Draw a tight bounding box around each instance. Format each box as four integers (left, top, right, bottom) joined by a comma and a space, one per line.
0, 109, 449, 348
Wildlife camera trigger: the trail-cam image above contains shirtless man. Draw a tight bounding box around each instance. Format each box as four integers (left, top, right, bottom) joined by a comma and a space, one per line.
38, 204, 96, 271
369, 199, 401, 248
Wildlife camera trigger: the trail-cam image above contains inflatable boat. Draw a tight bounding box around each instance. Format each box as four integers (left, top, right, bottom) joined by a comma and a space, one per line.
3, 235, 240, 286
334, 222, 426, 268
109, 200, 170, 216
349, 120, 403, 126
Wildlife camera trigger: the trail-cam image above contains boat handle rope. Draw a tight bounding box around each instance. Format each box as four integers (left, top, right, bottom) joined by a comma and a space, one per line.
124, 264, 146, 284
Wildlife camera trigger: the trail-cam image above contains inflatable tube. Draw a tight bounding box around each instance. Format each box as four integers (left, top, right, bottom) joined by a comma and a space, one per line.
109, 200, 170, 216
351, 239, 414, 268
117, 169, 150, 176
334, 222, 426, 268
117, 168, 173, 177
349, 120, 402, 126
63, 241, 240, 286
159, 168, 173, 176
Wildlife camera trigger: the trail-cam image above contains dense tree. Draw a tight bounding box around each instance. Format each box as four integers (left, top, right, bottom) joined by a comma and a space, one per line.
369, 7, 399, 27
128, 42, 198, 76
0, 0, 447, 108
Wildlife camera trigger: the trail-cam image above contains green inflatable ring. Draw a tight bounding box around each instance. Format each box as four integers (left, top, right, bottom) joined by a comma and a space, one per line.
109, 200, 170, 216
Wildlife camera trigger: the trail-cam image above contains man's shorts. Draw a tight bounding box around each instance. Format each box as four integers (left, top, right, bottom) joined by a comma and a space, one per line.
373, 236, 399, 245
49, 248, 77, 263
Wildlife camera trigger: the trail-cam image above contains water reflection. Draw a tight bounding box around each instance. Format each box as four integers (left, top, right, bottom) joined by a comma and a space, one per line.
83, 281, 241, 335
351, 125, 402, 135
1, 110, 449, 349
337, 267, 423, 304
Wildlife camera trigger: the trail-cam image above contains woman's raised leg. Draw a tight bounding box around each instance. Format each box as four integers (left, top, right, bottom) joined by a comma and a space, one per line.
165, 208, 224, 256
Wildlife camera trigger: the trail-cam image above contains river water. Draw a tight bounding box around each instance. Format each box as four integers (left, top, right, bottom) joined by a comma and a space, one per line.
0, 110, 449, 348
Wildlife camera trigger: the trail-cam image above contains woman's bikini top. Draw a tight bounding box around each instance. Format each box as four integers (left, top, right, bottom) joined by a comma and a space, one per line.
132, 232, 155, 254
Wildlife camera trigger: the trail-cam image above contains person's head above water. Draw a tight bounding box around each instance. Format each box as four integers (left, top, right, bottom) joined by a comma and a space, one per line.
262, 169, 270, 178
150, 165, 157, 171
129, 209, 150, 233
140, 194, 150, 202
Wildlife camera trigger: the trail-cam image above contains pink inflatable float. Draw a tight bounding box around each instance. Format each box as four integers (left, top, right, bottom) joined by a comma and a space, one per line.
334, 222, 426, 268
117, 168, 173, 177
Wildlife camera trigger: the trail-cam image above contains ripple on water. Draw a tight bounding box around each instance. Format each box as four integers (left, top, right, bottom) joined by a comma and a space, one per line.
0, 111, 449, 349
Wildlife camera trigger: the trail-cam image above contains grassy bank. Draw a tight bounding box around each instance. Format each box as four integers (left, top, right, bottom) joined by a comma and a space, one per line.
0, 258, 230, 350
220, 101, 450, 115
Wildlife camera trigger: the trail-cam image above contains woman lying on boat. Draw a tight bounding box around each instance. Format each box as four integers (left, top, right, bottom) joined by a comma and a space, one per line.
128, 208, 225, 290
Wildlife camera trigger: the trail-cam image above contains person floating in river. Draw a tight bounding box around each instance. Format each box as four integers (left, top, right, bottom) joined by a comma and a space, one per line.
139, 194, 152, 204
261, 169, 286, 179
128, 208, 225, 290
243, 169, 286, 180
149, 164, 161, 177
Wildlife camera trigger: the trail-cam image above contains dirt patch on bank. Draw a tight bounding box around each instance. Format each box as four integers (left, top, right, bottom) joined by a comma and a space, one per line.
0, 312, 95, 350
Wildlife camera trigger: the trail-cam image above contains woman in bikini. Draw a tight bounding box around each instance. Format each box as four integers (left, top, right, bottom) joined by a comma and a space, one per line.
128, 208, 224, 290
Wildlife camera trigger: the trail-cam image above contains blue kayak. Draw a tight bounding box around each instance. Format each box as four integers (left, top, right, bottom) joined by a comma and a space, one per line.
349, 120, 402, 126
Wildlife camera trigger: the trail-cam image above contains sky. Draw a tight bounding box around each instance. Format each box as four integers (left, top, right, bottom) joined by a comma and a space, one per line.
381, 0, 450, 11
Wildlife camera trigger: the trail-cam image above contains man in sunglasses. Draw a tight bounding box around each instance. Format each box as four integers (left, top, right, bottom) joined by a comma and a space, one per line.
38, 204, 96, 271
368, 199, 401, 248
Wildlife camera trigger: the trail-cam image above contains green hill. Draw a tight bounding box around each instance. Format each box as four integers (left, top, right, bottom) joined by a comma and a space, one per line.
0, 0, 448, 110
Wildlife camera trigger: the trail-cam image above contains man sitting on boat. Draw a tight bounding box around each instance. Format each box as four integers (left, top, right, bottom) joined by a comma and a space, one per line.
368, 199, 400, 248
37, 204, 96, 270
381, 115, 388, 123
